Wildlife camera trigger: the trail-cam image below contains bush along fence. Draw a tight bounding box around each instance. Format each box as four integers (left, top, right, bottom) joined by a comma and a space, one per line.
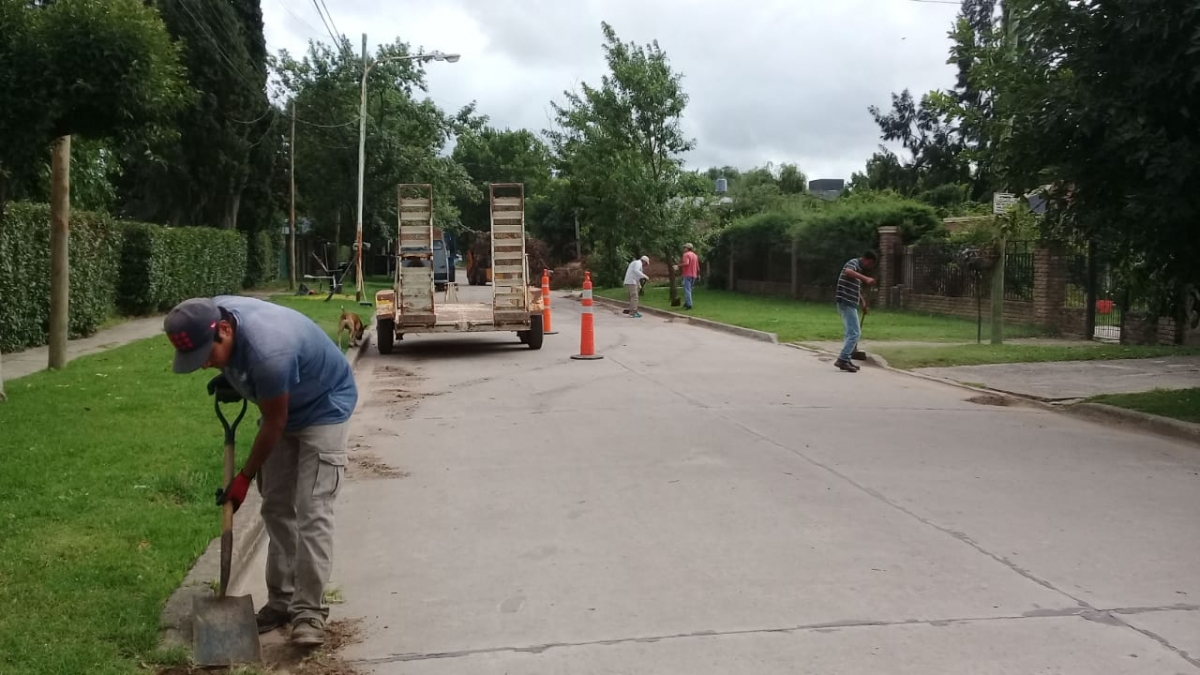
716, 217, 1195, 346
0, 201, 278, 353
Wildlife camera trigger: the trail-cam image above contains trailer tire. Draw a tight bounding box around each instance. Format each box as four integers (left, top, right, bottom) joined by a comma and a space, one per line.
377, 320, 395, 354
526, 314, 544, 350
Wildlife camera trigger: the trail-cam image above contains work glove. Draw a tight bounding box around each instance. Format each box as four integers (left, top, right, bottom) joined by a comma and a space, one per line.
207, 374, 242, 403
215, 472, 252, 512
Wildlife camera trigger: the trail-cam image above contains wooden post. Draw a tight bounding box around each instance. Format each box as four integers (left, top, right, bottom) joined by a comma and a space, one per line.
49, 135, 71, 370
990, 238, 1006, 344
289, 102, 297, 290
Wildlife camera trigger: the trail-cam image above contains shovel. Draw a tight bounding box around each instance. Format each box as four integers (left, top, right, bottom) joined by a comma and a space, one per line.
192, 390, 262, 667
851, 311, 868, 361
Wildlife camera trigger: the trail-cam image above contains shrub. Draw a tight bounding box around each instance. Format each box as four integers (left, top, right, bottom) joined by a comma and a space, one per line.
245, 230, 279, 288
117, 224, 247, 315
0, 202, 121, 352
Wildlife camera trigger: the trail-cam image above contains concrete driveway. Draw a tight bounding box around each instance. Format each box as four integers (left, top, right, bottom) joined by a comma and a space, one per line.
234, 285, 1200, 674
916, 355, 1200, 401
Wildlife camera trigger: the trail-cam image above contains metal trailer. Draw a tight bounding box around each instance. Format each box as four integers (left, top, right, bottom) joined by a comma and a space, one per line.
374, 183, 544, 354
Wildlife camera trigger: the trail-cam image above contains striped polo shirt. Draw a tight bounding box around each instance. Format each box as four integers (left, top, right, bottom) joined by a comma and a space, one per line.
836, 258, 864, 306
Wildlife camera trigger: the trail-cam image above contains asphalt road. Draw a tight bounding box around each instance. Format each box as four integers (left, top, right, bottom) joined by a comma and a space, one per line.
236, 284, 1200, 674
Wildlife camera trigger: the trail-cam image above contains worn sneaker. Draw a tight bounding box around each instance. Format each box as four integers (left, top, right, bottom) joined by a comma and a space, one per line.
631, 312, 643, 318
290, 617, 326, 646
255, 606, 291, 634
835, 359, 858, 373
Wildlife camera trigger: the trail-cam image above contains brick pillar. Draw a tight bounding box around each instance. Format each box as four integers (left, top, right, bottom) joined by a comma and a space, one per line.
877, 226, 901, 308
1034, 240, 1067, 333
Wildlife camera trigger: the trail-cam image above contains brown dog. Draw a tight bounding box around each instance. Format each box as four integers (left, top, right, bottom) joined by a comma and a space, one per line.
337, 306, 365, 350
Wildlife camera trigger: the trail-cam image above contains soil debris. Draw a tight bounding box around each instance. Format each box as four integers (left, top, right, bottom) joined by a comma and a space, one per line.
153, 619, 365, 675
347, 453, 408, 480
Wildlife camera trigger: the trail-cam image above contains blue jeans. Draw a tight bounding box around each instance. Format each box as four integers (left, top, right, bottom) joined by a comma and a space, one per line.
682, 276, 695, 307
837, 302, 860, 362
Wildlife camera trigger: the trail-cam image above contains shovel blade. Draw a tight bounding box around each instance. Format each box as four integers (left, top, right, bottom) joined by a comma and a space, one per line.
192, 594, 262, 666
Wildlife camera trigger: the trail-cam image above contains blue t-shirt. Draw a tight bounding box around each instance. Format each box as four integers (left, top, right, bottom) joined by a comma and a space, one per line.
214, 296, 358, 430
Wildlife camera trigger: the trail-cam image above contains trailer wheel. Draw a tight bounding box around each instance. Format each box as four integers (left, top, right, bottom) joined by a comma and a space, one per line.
377, 319, 395, 355
517, 330, 529, 344
525, 314, 544, 350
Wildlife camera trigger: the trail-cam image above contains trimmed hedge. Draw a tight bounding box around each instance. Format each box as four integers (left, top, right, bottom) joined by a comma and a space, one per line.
1, 201, 250, 353
0, 203, 121, 352
117, 223, 247, 315
244, 230, 278, 289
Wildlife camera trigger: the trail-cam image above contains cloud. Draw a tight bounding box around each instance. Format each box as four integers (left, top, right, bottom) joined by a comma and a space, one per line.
263, 0, 960, 180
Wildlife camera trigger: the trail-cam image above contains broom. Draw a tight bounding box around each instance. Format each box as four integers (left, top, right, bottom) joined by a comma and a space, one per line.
851, 310, 867, 361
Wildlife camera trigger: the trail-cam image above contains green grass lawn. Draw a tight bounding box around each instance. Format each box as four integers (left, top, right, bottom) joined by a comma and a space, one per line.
874, 343, 1200, 370
268, 280, 389, 350
0, 340, 236, 675
0, 290, 375, 674
1090, 388, 1200, 424
596, 285, 1045, 344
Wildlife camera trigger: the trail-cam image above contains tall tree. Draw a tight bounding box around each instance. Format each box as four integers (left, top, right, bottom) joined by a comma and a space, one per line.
273, 38, 476, 256
452, 126, 553, 233
0, 0, 187, 215
868, 89, 970, 194
547, 22, 695, 286
117, 0, 272, 229
999, 0, 1200, 321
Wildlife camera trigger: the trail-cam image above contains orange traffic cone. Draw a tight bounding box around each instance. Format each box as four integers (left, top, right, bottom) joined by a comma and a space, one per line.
571, 271, 603, 360
541, 269, 558, 335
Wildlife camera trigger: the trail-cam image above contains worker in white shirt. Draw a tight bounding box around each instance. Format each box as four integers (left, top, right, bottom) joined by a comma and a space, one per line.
623, 255, 650, 318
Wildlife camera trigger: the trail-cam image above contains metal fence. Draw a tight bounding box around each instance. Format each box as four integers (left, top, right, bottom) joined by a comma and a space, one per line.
909, 243, 988, 299
1004, 240, 1035, 302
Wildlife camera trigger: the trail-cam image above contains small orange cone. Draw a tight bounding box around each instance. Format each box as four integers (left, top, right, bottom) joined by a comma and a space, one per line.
541, 269, 557, 335
571, 271, 603, 360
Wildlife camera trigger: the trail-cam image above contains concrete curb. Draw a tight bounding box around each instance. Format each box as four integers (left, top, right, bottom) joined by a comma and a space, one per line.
159, 491, 265, 651
591, 295, 779, 344
1063, 402, 1200, 447
158, 317, 378, 652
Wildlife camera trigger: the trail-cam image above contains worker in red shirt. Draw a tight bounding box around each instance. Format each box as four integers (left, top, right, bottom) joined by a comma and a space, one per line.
678, 243, 700, 310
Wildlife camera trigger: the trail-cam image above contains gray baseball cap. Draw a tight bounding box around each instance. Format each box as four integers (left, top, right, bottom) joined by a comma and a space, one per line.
163, 298, 221, 374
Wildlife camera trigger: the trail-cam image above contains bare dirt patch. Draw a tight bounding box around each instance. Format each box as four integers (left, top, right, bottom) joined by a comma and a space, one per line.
966, 394, 1012, 406
347, 452, 408, 480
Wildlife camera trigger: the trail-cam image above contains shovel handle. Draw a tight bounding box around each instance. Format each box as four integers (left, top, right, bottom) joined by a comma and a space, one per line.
214, 394, 243, 598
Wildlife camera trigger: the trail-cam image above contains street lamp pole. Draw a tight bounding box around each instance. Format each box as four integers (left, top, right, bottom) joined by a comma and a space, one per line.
354, 33, 459, 302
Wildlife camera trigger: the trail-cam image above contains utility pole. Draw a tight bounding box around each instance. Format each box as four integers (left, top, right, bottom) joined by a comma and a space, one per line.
289, 101, 297, 291
354, 32, 368, 303
48, 135, 71, 370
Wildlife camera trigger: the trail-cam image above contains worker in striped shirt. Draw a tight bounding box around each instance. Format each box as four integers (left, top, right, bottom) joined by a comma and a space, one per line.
834, 251, 878, 372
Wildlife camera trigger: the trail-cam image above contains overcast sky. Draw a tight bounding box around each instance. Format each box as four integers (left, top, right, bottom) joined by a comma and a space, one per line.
263, 0, 962, 182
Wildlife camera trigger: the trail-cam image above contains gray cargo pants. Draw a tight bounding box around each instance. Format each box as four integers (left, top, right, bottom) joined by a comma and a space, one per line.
256, 421, 350, 624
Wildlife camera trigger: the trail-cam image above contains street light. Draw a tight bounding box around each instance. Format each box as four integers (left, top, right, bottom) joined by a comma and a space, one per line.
354, 45, 461, 302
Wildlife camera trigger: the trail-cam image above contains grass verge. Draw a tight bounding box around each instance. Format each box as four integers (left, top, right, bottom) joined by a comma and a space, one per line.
0, 340, 236, 675
596, 285, 1045, 343
268, 281, 389, 350
874, 343, 1200, 370
0, 290, 370, 674
1089, 388, 1200, 424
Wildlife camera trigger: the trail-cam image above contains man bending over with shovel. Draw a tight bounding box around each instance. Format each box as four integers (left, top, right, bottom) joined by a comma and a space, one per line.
164, 296, 358, 647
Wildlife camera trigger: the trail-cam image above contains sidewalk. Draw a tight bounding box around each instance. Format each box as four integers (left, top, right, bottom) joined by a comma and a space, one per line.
2, 316, 166, 382
1, 289, 278, 384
